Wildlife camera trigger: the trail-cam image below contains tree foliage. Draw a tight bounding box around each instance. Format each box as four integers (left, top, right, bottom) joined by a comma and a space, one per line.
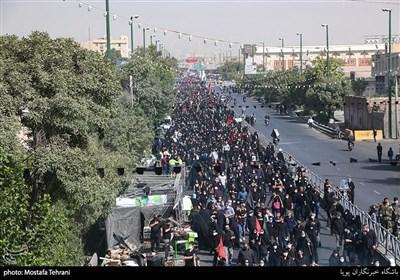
0, 32, 176, 265
238, 55, 354, 121
0, 153, 82, 266
216, 61, 243, 82
118, 45, 177, 128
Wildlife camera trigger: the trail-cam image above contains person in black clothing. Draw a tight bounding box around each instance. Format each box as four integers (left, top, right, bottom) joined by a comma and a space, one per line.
268, 242, 282, 266
296, 249, 307, 266
149, 215, 162, 253
183, 242, 197, 266
237, 242, 257, 266
377, 143, 383, 163
361, 224, 377, 266
140, 211, 145, 243
162, 219, 173, 259
329, 249, 340, 266
342, 226, 355, 263
348, 178, 355, 204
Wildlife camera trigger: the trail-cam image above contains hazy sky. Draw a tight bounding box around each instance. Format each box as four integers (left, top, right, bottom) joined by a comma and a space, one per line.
1, 0, 399, 59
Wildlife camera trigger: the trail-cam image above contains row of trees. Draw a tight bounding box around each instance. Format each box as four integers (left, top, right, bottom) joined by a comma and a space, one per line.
217, 58, 365, 122
0, 32, 177, 265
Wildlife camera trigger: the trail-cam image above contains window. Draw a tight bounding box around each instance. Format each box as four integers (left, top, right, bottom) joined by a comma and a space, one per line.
358, 58, 371, 66
287, 60, 293, 69
274, 60, 282, 70
344, 58, 356, 66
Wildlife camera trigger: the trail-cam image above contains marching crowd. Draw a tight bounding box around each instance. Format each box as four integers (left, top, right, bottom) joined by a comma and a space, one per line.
150, 78, 385, 266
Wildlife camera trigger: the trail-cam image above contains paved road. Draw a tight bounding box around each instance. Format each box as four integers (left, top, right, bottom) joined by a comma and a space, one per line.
231, 92, 400, 214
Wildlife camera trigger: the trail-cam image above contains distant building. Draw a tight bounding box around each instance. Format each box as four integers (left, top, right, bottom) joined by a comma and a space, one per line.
371, 43, 400, 94
243, 43, 386, 78
80, 35, 129, 58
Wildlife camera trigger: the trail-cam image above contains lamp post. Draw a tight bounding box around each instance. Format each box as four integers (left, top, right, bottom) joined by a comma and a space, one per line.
383, 8, 392, 138
159, 44, 164, 58
296, 33, 303, 74
321, 24, 330, 80
279, 38, 285, 70
143, 27, 149, 56
129, 15, 139, 56
105, 0, 111, 59
155, 40, 160, 51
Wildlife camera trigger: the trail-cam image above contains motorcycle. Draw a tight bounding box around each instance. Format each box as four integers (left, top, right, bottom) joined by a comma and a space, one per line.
273, 137, 280, 145
265, 118, 270, 126
348, 141, 354, 151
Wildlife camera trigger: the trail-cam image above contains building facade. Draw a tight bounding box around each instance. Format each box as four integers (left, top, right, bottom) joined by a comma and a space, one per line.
243, 43, 386, 78
80, 35, 129, 58
371, 43, 400, 94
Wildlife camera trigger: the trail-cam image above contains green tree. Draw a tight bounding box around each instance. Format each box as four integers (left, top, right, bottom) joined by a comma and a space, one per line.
0, 153, 82, 266
0, 32, 159, 264
306, 57, 345, 82
351, 79, 369, 96
305, 79, 353, 118
118, 51, 177, 128
216, 61, 243, 81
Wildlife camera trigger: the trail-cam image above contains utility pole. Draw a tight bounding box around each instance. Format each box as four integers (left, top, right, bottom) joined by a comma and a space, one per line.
382, 8, 392, 138
297, 33, 303, 74
105, 0, 111, 59
321, 24, 330, 80
279, 38, 285, 70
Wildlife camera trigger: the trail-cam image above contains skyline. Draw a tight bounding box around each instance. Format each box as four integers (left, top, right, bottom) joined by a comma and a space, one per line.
1, 0, 400, 59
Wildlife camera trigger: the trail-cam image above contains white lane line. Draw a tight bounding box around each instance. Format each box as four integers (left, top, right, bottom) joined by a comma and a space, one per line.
373, 190, 381, 195
359, 182, 365, 186
336, 167, 341, 171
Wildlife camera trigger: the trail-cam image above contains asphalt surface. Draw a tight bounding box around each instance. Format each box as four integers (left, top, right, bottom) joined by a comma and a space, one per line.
231, 92, 400, 214
172, 89, 397, 266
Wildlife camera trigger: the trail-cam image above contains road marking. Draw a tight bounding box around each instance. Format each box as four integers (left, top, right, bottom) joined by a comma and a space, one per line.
336, 167, 341, 171
359, 182, 365, 186
373, 190, 381, 195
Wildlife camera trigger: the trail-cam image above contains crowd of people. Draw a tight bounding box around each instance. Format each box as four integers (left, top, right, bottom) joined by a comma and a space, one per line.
149, 77, 387, 266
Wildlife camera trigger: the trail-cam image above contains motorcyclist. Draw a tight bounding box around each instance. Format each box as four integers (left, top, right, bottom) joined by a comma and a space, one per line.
233, 98, 237, 106
307, 116, 314, 128
265, 114, 270, 125
347, 135, 354, 150
243, 95, 246, 102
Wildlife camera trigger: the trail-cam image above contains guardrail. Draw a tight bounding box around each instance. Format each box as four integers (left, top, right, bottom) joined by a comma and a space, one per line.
295, 114, 343, 139
240, 118, 399, 265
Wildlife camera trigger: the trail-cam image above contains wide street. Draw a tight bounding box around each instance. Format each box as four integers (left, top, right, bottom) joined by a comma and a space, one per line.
231, 92, 400, 214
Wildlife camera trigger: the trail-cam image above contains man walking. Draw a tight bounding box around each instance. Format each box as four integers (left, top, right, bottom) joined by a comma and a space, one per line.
348, 178, 355, 204
377, 143, 383, 163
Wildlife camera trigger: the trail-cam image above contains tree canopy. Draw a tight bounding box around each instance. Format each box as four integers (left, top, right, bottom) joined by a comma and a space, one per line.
0, 32, 177, 265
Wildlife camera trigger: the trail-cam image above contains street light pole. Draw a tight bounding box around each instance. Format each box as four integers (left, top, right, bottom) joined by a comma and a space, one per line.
129, 15, 139, 56
297, 33, 303, 74
383, 8, 392, 138
279, 38, 285, 70
143, 27, 149, 57
321, 24, 330, 80
105, 0, 111, 59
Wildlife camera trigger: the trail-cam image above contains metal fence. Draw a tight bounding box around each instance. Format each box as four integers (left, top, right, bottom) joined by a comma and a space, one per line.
242, 120, 399, 265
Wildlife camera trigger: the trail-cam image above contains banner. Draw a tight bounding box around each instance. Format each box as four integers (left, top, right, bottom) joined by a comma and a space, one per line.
116, 195, 167, 207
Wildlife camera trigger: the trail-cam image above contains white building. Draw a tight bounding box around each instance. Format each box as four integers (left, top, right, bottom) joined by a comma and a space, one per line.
80, 35, 129, 58
242, 43, 386, 78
